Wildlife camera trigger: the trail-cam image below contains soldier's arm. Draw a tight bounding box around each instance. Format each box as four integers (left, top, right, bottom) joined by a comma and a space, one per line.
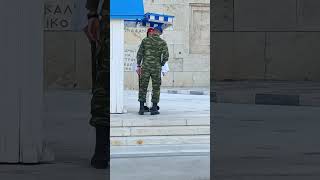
137, 40, 145, 66
161, 41, 169, 66
86, 0, 100, 13
101, 0, 108, 16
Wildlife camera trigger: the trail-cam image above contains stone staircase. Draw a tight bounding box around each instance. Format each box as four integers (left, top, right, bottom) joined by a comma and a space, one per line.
110, 90, 210, 149
110, 114, 210, 146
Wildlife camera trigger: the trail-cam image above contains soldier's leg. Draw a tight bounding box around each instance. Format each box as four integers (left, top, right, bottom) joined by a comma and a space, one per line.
90, 27, 109, 169
90, 34, 108, 128
151, 69, 161, 104
138, 70, 151, 103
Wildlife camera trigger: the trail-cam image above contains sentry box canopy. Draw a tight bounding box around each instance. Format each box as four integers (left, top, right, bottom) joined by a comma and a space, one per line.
111, 0, 174, 29
125, 13, 175, 30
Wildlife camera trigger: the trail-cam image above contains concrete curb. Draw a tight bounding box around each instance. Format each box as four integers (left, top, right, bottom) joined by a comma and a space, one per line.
111, 144, 210, 158
161, 89, 209, 95
212, 91, 320, 106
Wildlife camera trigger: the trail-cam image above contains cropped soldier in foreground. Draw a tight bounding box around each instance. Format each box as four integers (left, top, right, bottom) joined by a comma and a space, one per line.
85, 0, 109, 169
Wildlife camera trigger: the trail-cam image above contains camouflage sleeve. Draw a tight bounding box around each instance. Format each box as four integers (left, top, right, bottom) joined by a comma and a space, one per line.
161, 41, 169, 66
86, 0, 100, 12
101, 0, 108, 15
137, 39, 145, 66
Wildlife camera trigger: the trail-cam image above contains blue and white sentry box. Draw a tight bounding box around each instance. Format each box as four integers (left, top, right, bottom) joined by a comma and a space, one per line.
110, 0, 174, 114
110, 0, 144, 114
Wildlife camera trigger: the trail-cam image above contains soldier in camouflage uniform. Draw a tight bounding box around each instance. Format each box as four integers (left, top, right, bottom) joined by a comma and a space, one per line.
86, 0, 109, 169
136, 26, 169, 115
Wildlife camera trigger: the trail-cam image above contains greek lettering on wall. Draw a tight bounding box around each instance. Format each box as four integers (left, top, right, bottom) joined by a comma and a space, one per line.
45, 0, 74, 30
124, 46, 138, 72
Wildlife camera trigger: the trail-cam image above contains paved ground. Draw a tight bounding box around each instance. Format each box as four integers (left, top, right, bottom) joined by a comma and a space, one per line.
213, 81, 320, 93
121, 90, 210, 117
213, 81, 320, 106
4, 90, 320, 179
213, 103, 320, 180
161, 87, 209, 95
111, 144, 210, 158
0, 90, 210, 179
111, 156, 210, 180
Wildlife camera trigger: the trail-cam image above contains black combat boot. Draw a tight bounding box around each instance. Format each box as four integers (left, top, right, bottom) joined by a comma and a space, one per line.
139, 101, 144, 115
91, 127, 109, 169
150, 103, 160, 115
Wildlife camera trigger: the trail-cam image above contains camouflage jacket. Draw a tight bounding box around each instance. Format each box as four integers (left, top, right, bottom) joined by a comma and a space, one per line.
86, 0, 108, 15
137, 35, 169, 69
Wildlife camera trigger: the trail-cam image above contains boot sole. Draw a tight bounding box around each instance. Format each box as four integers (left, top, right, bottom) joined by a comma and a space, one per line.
151, 112, 160, 115
91, 158, 109, 169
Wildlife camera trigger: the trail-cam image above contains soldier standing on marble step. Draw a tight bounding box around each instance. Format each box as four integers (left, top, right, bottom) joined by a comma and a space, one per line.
86, 0, 109, 169
136, 26, 169, 115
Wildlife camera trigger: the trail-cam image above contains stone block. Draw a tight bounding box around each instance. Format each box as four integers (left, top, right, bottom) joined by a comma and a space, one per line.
163, 4, 187, 31
124, 72, 139, 90
146, 0, 189, 5
148, 0, 210, 5
161, 72, 174, 87
234, 0, 297, 31
44, 32, 76, 89
183, 57, 209, 72
143, 4, 165, 15
163, 31, 185, 45
173, 72, 194, 87
167, 44, 174, 59
190, 4, 210, 54
122, 119, 186, 127
212, 32, 266, 80
173, 44, 185, 58
266, 32, 320, 81
212, 0, 234, 31
211, 32, 233, 80
130, 126, 210, 136
169, 58, 183, 72
192, 72, 210, 87
296, 32, 320, 81
297, 0, 320, 31
111, 137, 127, 146
111, 128, 131, 137
255, 94, 300, 106
216, 91, 256, 104
266, 32, 302, 80
187, 119, 210, 126
126, 135, 210, 146
111, 119, 123, 127
75, 32, 91, 89
300, 93, 320, 106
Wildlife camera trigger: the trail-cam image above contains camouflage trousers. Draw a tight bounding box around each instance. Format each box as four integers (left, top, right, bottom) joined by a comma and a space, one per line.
90, 25, 109, 128
139, 68, 161, 103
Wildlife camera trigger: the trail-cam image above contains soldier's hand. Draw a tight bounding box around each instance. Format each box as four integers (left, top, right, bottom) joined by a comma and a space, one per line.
136, 67, 142, 76
88, 17, 100, 41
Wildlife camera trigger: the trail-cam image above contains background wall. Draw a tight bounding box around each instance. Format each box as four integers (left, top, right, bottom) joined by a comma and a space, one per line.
43, 0, 210, 90
212, 0, 320, 81
124, 0, 210, 90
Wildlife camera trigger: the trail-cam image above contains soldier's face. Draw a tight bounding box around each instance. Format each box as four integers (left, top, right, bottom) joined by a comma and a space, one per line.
154, 30, 161, 35
147, 31, 154, 37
